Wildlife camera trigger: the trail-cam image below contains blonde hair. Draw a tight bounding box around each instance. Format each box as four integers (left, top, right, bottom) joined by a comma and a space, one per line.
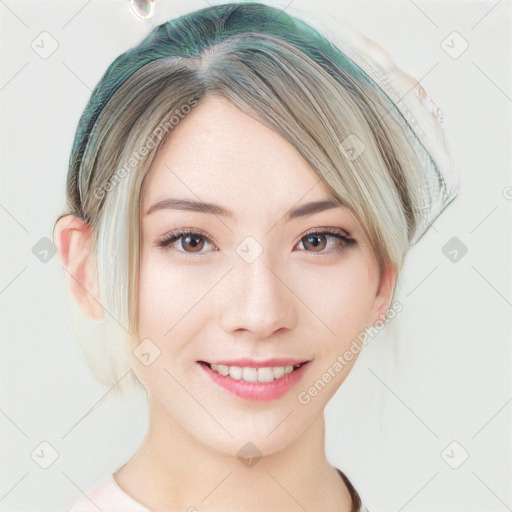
54, 2, 457, 394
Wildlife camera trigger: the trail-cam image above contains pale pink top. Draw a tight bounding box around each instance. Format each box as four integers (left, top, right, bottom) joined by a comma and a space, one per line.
68, 474, 150, 512
68, 473, 369, 512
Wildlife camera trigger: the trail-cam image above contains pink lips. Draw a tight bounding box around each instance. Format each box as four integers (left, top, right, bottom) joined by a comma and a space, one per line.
198, 358, 310, 401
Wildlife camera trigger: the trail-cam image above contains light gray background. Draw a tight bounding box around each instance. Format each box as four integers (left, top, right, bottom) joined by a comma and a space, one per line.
0, 0, 511, 511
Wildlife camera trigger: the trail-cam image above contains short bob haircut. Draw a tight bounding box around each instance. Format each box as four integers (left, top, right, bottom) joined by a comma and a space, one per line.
54, 2, 457, 395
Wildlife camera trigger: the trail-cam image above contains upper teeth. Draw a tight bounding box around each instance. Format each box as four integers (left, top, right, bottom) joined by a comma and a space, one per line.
210, 363, 298, 382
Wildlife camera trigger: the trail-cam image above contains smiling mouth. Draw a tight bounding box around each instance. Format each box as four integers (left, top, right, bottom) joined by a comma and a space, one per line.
198, 361, 309, 383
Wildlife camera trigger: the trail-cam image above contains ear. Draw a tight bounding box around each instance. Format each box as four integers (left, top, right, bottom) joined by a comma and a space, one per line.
368, 261, 398, 326
53, 214, 104, 320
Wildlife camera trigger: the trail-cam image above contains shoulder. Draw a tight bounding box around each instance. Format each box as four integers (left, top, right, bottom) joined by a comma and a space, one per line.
67, 474, 149, 512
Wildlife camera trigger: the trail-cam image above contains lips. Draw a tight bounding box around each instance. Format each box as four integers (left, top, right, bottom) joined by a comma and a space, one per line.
197, 358, 311, 401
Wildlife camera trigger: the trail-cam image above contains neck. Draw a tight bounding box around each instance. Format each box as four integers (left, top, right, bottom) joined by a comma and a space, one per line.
114, 394, 354, 512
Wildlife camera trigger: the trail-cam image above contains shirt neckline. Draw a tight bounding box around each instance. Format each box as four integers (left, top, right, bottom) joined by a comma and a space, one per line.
107, 470, 366, 512
108, 474, 151, 511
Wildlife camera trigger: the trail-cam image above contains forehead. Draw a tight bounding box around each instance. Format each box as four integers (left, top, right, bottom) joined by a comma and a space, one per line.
141, 95, 336, 218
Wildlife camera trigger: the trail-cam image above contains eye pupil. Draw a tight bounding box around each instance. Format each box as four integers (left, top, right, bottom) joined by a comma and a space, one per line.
304, 234, 326, 252
183, 235, 204, 252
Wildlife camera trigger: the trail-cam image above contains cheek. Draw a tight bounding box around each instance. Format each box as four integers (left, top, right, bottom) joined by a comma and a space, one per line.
137, 250, 193, 336
135, 252, 209, 389
291, 256, 376, 345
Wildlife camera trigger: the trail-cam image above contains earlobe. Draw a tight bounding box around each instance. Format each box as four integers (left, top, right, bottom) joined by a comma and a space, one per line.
53, 215, 104, 320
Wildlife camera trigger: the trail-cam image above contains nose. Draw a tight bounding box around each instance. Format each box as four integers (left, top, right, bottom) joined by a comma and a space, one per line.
218, 256, 298, 339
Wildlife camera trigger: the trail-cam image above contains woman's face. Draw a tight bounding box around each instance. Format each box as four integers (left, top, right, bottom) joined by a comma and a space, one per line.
134, 95, 391, 456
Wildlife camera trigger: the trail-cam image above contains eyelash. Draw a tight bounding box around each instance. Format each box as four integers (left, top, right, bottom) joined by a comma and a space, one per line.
155, 227, 358, 260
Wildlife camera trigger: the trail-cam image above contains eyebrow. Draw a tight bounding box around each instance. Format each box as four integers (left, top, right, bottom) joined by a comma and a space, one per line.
145, 198, 344, 221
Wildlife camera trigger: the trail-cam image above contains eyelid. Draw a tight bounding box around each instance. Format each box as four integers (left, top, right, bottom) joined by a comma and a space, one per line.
155, 228, 217, 249
301, 226, 352, 239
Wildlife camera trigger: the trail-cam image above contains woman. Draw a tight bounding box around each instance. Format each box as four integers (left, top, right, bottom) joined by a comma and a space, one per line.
54, 2, 458, 511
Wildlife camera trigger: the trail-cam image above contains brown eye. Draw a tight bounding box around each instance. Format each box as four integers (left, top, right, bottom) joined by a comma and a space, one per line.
156, 229, 216, 258
302, 233, 328, 252
179, 233, 206, 252
297, 230, 357, 255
